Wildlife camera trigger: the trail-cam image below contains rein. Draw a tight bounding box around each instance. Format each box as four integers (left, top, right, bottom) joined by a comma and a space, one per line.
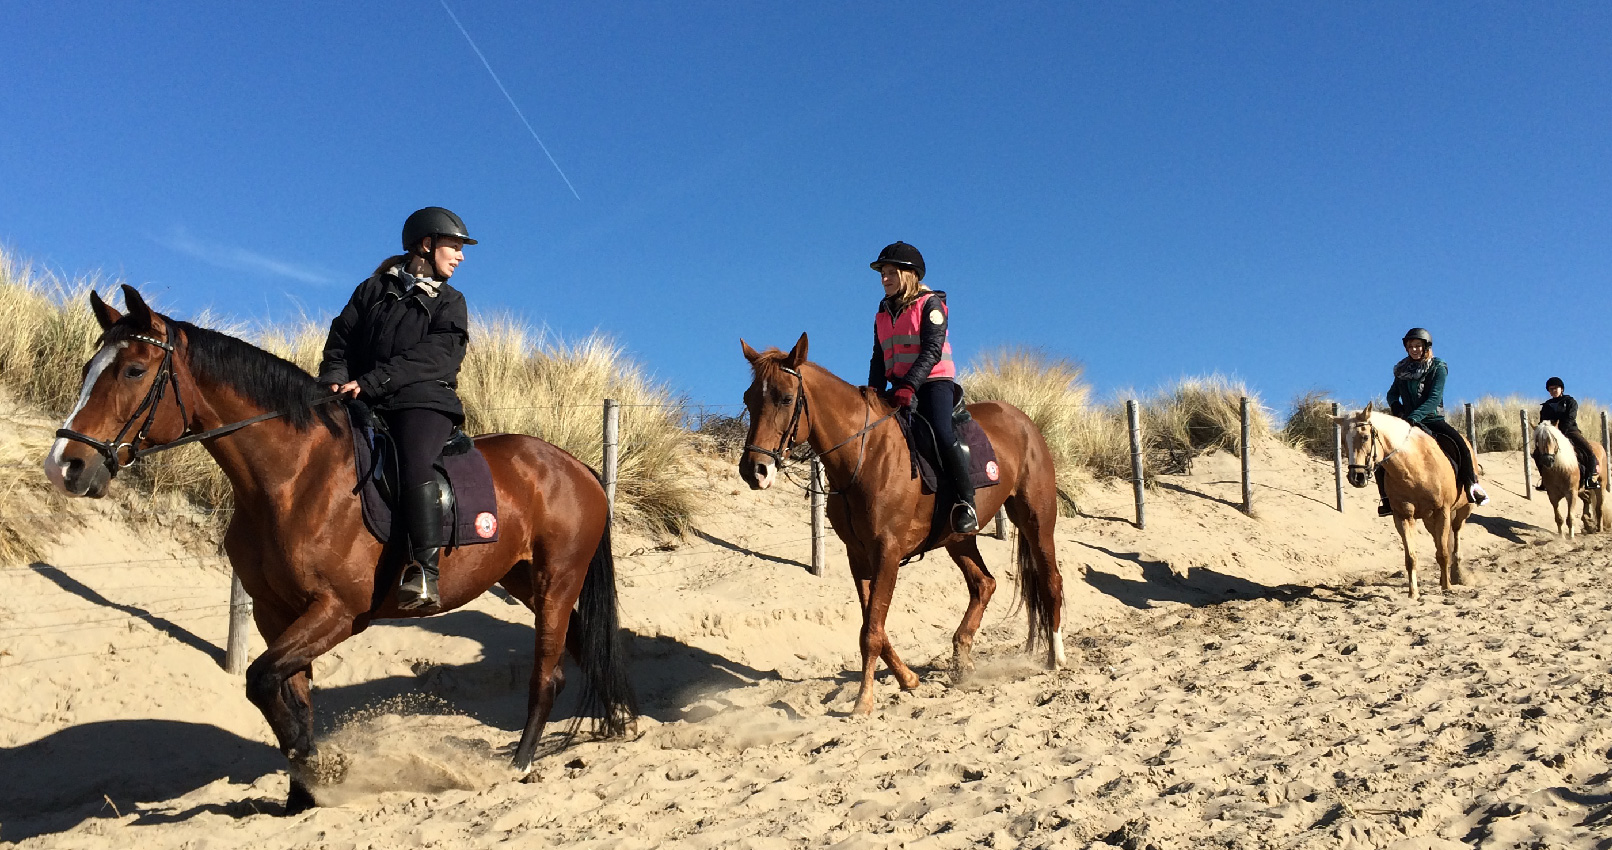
744, 366, 895, 495
56, 319, 341, 475
1347, 423, 1401, 481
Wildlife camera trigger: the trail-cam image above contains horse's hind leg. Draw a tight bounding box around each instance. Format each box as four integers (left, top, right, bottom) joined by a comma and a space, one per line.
245, 597, 356, 814
1428, 512, 1455, 592
1393, 515, 1419, 600
943, 537, 996, 680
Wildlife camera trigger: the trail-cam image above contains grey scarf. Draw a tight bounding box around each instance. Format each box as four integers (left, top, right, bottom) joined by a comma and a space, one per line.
392, 265, 442, 298
1393, 355, 1432, 382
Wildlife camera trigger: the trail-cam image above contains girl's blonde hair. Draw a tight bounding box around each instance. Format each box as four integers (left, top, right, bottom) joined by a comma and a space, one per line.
891, 268, 930, 310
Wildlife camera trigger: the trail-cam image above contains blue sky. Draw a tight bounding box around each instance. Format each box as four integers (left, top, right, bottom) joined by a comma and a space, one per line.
5, 3, 1610, 416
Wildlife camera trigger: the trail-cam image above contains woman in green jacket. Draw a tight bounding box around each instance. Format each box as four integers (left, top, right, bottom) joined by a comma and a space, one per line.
1381, 327, 1489, 515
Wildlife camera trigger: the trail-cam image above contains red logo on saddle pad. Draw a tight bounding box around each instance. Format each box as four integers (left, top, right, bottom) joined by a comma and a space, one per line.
475, 512, 498, 538
985, 460, 1000, 481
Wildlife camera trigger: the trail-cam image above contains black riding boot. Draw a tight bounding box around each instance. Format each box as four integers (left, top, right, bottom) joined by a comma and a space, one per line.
940, 439, 978, 534
397, 480, 445, 613
1375, 467, 1393, 517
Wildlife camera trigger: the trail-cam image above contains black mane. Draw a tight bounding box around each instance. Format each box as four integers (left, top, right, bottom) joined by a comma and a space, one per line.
107, 320, 336, 432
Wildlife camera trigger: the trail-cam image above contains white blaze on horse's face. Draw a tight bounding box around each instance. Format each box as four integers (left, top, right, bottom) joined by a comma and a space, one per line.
43, 342, 123, 494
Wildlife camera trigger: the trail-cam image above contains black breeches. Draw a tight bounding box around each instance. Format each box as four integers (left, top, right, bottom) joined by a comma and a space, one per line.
915, 380, 958, 446
1419, 418, 1477, 488
1561, 428, 1599, 476
381, 408, 455, 490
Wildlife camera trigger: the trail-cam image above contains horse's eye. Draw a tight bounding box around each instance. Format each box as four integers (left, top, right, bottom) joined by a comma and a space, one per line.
778, 395, 794, 405
124, 365, 147, 379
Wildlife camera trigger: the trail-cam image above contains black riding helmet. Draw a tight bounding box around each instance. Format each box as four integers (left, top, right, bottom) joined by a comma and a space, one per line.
402, 207, 477, 253
871, 241, 925, 280
1547, 377, 1565, 391
1402, 327, 1432, 345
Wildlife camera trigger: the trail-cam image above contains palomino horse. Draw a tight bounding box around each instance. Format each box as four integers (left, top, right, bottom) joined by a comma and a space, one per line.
1337, 404, 1473, 599
1531, 421, 1609, 538
739, 335, 1065, 715
42, 286, 635, 814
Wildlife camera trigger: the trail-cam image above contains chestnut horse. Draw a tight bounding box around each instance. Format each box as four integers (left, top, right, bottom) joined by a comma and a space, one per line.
42, 286, 635, 814
1531, 421, 1609, 538
1337, 404, 1473, 598
740, 335, 1065, 715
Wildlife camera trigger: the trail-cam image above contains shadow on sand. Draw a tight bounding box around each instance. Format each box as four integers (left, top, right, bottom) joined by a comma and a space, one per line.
1074, 541, 1363, 609
0, 719, 282, 841
25, 561, 224, 665
1464, 512, 1546, 545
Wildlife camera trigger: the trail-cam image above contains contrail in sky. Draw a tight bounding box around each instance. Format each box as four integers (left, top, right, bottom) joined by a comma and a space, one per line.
440, 0, 582, 200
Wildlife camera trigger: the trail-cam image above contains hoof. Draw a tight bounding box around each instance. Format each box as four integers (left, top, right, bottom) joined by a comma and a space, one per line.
284, 779, 317, 816
294, 746, 351, 789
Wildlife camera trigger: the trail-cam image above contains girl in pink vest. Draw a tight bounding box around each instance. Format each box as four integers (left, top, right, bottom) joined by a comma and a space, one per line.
867, 241, 976, 534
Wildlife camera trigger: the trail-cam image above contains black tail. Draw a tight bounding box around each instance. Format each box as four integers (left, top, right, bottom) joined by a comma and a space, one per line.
1016, 530, 1055, 653
570, 522, 638, 737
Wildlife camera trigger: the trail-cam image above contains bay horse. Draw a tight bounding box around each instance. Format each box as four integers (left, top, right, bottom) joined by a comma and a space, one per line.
739, 335, 1065, 715
42, 285, 635, 814
1336, 404, 1473, 598
1531, 421, 1609, 538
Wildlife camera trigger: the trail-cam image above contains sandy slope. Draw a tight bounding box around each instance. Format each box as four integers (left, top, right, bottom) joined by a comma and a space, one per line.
4, 438, 1610, 848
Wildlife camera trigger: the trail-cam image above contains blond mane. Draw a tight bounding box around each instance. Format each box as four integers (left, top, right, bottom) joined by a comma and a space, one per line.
1533, 421, 1579, 474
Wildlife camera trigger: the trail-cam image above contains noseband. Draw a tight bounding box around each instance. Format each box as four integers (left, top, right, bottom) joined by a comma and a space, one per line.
743, 366, 894, 494
56, 318, 341, 476
56, 322, 189, 475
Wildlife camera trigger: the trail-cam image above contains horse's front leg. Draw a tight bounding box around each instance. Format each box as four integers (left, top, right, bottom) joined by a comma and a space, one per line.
852, 548, 918, 715
245, 595, 356, 814
1393, 514, 1419, 600
1428, 512, 1455, 592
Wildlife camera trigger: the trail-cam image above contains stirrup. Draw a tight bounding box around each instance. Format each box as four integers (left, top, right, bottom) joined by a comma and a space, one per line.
397, 562, 440, 612
951, 501, 979, 535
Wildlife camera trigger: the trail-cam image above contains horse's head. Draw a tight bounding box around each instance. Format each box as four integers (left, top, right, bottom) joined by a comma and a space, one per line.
1532, 422, 1560, 470
738, 333, 810, 490
1335, 403, 1377, 488
44, 285, 190, 498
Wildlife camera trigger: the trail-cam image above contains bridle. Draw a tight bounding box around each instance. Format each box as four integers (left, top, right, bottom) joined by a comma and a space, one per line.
743, 366, 895, 495
56, 318, 339, 476
1346, 421, 1400, 482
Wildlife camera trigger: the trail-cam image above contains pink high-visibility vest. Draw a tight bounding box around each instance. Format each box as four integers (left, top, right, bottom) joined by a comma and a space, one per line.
876, 294, 956, 382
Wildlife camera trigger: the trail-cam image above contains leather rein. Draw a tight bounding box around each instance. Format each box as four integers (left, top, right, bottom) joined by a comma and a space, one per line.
56, 318, 340, 476
743, 366, 896, 496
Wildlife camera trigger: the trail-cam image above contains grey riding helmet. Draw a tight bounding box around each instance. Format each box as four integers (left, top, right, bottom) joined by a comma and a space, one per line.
1402, 327, 1432, 345
402, 207, 477, 252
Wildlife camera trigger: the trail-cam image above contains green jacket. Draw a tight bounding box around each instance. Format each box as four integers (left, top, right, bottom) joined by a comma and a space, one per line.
1387, 357, 1446, 424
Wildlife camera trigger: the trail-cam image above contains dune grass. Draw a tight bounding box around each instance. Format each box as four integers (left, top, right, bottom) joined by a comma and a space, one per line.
961, 347, 1093, 512
0, 251, 698, 558
1281, 390, 1341, 460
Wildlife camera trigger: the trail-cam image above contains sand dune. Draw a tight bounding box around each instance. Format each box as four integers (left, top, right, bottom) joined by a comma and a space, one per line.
5, 441, 1610, 848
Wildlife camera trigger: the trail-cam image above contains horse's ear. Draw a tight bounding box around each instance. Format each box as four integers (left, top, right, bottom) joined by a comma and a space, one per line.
120, 284, 155, 331
786, 332, 808, 368
741, 339, 761, 363
1363, 401, 1375, 415
89, 290, 121, 330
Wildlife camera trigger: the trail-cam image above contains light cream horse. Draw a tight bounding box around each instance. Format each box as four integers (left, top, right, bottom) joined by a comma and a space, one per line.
1337, 405, 1473, 599
1531, 421, 1609, 538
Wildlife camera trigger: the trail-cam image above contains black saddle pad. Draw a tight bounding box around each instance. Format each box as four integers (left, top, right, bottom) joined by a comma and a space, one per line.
1419, 425, 1463, 479
348, 405, 500, 547
898, 385, 1002, 494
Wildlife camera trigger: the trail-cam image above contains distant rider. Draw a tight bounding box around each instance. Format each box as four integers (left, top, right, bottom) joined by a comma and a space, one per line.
866, 241, 977, 534
1381, 327, 1489, 516
1538, 376, 1601, 491
317, 207, 474, 612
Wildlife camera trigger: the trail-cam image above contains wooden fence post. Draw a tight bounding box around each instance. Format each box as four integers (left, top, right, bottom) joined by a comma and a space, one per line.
1332, 402, 1344, 512
1127, 399, 1145, 529
1520, 409, 1532, 499
602, 399, 620, 518
810, 457, 825, 577
224, 571, 251, 674
1603, 412, 1609, 473
1240, 396, 1252, 514
1464, 403, 1476, 453
992, 507, 1007, 540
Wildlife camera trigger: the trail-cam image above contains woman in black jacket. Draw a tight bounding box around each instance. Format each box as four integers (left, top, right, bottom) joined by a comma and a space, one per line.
318, 207, 474, 612
1538, 377, 1601, 491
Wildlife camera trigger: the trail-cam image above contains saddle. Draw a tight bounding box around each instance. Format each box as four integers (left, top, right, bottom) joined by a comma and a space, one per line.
895, 384, 1003, 560
1417, 424, 1464, 480
346, 401, 500, 547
